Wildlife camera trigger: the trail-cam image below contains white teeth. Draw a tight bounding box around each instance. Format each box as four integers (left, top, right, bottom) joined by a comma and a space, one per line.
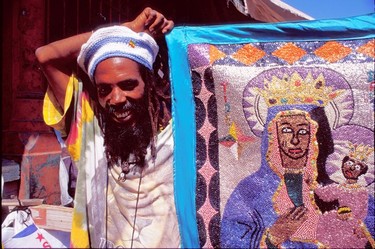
114, 111, 130, 118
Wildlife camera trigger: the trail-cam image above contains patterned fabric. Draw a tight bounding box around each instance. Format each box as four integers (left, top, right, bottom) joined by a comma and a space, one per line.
43, 75, 180, 248
166, 13, 375, 248
2, 210, 67, 248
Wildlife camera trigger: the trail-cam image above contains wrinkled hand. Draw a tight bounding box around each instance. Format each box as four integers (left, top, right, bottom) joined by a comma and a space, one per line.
268, 205, 308, 245
126, 7, 174, 37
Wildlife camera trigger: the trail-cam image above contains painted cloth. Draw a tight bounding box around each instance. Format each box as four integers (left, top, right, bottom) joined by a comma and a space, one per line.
165, 13, 375, 248
54, 129, 76, 206
43, 75, 180, 248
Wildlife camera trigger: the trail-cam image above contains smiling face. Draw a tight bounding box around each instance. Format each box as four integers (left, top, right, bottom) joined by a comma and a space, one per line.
94, 57, 146, 126
276, 114, 311, 160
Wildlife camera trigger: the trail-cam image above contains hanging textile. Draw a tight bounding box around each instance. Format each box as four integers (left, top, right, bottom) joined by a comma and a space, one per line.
166, 13, 375, 248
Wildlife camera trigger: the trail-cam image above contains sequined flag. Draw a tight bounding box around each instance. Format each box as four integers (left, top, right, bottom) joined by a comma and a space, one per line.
166, 13, 375, 248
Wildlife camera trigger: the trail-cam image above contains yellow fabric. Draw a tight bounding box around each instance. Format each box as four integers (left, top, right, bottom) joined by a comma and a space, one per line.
70, 210, 90, 248
43, 74, 92, 248
43, 75, 76, 137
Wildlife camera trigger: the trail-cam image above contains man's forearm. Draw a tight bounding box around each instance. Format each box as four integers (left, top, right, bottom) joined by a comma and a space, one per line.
36, 31, 91, 69
35, 31, 92, 108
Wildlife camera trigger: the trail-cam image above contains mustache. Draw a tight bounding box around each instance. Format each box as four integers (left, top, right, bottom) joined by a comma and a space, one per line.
106, 101, 136, 114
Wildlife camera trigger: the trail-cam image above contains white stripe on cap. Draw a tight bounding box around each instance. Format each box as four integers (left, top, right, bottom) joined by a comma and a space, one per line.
77, 25, 159, 82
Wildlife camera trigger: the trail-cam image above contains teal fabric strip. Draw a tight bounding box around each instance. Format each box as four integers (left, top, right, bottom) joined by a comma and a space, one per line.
172, 13, 375, 45
166, 32, 199, 248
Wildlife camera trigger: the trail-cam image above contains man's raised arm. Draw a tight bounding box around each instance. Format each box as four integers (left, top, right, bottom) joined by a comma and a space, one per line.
35, 7, 174, 109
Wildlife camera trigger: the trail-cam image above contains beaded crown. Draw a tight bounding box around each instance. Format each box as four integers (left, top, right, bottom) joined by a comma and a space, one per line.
257, 72, 344, 107
348, 142, 374, 163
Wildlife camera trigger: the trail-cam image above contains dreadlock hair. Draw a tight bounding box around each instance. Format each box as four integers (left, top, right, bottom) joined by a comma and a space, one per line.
140, 65, 161, 160
148, 36, 173, 158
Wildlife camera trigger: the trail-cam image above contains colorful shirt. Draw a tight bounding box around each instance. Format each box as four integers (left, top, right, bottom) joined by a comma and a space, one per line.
43, 75, 181, 248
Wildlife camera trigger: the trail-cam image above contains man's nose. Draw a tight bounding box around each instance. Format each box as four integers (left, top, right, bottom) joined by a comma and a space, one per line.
109, 87, 127, 105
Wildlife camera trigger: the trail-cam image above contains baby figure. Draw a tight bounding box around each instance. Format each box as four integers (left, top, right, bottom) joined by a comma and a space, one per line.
315, 143, 374, 248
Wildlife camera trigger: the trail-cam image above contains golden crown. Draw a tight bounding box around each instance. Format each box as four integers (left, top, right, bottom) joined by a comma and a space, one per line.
348, 142, 374, 163
256, 72, 344, 107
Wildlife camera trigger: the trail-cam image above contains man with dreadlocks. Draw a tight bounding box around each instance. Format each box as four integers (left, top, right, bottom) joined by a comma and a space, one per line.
36, 7, 177, 248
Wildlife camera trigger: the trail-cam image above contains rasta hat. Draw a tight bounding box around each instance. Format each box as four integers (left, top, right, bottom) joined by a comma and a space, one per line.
77, 25, 159, 82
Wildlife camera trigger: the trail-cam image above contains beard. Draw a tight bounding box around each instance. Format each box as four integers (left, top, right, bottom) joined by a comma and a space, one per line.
99, 96, 152, 169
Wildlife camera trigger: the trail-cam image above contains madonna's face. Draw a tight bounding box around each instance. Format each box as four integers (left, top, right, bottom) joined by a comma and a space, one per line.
276, 114, 311, 160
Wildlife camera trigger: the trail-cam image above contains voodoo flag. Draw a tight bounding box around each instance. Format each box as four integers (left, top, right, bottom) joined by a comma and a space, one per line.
166, 14, 375, 248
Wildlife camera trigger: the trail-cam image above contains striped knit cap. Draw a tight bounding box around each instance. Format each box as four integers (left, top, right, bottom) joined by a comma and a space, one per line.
77, 25, 159, 82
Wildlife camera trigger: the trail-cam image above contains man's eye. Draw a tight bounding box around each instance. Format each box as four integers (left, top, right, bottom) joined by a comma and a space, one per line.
282, 127, 293, 133
354, 165, 361, 170
97, 85, 112, 97
118, 80, 139, 91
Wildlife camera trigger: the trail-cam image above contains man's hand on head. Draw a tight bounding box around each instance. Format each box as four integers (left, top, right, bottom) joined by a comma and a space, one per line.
125, 7, 174, 38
